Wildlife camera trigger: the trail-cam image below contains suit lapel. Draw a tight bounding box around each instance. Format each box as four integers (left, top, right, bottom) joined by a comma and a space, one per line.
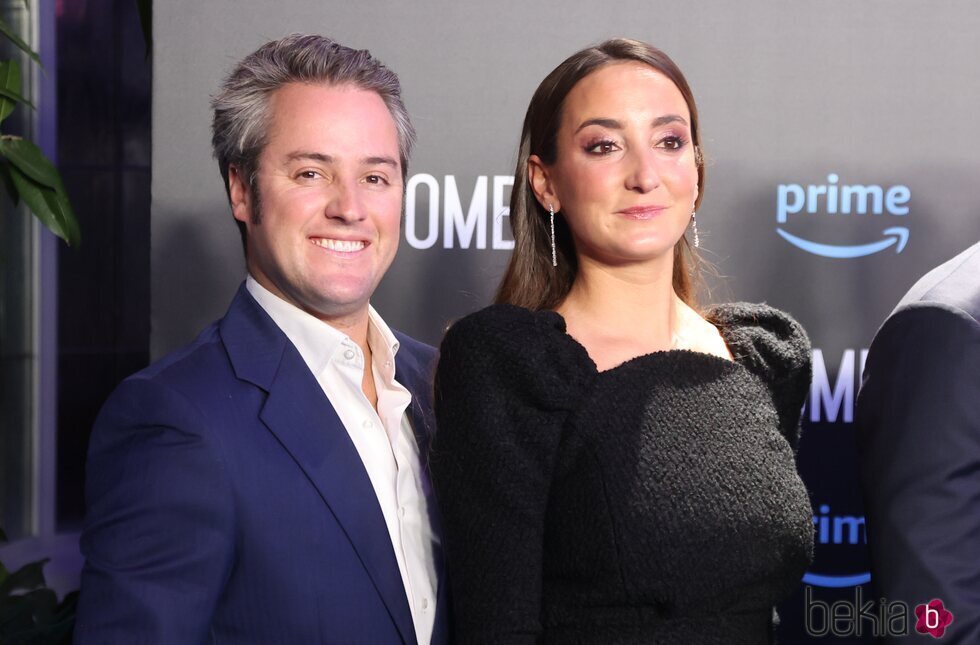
221, 286, 417, 645
394, 342, 452, 644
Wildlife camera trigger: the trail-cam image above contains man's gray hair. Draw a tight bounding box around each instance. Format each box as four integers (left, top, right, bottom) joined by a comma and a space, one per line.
211, 34, 416, 244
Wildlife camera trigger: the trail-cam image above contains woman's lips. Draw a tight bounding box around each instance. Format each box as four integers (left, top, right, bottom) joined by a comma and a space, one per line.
618, 205, 666, 220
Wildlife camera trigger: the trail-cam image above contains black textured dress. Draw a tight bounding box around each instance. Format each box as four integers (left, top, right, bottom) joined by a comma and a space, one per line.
430, 303, 814, 645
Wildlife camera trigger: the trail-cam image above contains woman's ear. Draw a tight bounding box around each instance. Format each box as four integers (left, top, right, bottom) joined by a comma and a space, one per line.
528, 155, 560, 213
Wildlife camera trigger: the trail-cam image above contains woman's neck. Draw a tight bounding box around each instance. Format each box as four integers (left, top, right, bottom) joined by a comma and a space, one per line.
556, 254, 683, 350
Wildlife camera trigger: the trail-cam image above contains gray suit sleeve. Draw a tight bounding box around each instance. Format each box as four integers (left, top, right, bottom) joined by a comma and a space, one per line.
856, 304, 980, 644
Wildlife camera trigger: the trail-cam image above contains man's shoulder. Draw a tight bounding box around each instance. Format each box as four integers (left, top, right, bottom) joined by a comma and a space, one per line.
392, 329, 437, 383
127, 283, 282, 398
393, 329, 436, 360
868, 243, 980, 361
112, 320, 239, 412
893, 241, 980, 323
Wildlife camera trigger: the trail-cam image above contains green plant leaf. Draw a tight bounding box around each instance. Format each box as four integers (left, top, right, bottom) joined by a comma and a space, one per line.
0, 86, 33, 110
0, 559, 47, 597
0, 138, 60, 189
0, 60, 23, 122
8, 166, 80, 247
0, 162, 18, 202
0, 17, 42, 67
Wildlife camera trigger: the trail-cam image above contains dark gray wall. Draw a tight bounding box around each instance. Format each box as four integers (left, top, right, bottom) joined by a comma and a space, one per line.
153, 2, 980, 354
153, 2, 980, 640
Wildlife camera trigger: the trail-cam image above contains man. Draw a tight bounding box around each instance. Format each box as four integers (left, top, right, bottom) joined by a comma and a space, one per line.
75, 34, 448, 644
856, 241, 980, 644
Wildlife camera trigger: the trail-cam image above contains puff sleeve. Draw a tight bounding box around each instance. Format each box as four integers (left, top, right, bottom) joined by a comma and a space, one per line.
711, 303, 813, 450
429, 304, 592, 644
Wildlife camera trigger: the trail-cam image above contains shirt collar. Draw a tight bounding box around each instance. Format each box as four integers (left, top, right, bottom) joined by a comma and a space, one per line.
245, 275, 400, 375
367, 304, 401, 360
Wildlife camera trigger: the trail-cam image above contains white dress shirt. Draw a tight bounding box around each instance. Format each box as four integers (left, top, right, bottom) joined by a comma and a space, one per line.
246, 276, 438, 645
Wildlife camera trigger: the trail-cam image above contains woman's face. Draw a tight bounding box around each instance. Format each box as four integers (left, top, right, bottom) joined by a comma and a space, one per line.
530, 62, 699, 269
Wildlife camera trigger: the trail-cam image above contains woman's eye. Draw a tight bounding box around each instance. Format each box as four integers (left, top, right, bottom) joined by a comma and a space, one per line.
585, 139, 618, 155
659, 135, 687, 150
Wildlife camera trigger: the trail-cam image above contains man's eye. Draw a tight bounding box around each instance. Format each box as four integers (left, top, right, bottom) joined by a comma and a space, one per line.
365, 174, 388, 185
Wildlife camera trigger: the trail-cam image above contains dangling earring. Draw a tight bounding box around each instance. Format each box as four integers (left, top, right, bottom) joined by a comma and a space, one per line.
549, 203, 557, 267
690, 209, 700, 249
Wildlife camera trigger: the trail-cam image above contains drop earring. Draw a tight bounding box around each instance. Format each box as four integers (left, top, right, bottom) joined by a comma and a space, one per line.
549, 203, 557, 267
690, 209, 700, 249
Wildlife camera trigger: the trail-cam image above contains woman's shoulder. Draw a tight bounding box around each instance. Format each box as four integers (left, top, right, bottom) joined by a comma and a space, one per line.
707, 302, 811, 384
442, 303, 580, 352
708, 302, 812, 447
439, 303, 594, 406
446, 302, 561, 335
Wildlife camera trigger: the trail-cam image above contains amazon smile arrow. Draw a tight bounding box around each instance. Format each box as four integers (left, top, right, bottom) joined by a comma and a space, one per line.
776, 227, 909, 259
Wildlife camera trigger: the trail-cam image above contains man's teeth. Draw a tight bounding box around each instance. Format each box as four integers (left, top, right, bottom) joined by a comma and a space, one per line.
312, 238, 366, 252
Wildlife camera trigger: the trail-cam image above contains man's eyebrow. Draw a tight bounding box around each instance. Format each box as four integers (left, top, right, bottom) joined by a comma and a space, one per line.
573, 114, 688, 134
363, 156, 398, 168
283, 152, 398, 168
285, 151, 333, 163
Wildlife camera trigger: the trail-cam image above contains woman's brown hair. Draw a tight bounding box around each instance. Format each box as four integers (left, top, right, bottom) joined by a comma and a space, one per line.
495, 39, 706, 311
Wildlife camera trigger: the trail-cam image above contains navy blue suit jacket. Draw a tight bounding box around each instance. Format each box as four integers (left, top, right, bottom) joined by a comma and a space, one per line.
856, 241, 980, 644
75, 285, 449, 644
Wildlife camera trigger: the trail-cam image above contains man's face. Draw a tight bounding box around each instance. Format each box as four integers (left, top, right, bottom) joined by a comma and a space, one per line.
230, 82, 403, 323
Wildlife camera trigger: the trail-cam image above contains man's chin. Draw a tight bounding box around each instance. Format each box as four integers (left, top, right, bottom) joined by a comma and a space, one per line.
299, 290, 374, 324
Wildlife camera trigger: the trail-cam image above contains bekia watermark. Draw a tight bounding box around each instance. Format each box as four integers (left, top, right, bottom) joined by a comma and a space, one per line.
915, 599, 954, 639
805, 586, 954, 638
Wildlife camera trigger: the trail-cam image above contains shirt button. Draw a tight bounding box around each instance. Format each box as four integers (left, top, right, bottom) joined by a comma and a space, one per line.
384, 360, 392, 369
362, 419, 372, 428
398, 506, 406, 518
422, 598, 429, 610
343, 349, 355, 360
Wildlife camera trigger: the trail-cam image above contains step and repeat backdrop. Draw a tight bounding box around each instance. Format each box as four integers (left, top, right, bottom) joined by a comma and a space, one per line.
154, 2, 980, 642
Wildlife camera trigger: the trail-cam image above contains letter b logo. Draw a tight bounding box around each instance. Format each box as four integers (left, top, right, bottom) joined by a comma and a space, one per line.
915, 599, 953, 638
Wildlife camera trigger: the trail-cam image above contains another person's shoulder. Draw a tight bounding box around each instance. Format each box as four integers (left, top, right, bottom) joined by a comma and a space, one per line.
709, 301, 811, 384
866, 242, 980, 360
892, 241, 980, 323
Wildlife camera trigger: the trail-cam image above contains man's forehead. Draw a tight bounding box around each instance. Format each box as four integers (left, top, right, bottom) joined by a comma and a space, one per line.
267, 81, 392, 121
283, 150, 399, 168
263, 82, 400, 159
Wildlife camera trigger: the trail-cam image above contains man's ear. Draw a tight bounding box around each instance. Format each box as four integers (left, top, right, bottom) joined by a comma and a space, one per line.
228, 164, 252, 224
528, 155, 560, 213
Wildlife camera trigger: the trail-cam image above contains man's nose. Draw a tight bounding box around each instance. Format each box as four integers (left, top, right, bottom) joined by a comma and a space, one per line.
325, 178, 365, 222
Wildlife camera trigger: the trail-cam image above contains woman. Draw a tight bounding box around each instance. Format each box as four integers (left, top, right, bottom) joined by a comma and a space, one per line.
430, 39, 813, 644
